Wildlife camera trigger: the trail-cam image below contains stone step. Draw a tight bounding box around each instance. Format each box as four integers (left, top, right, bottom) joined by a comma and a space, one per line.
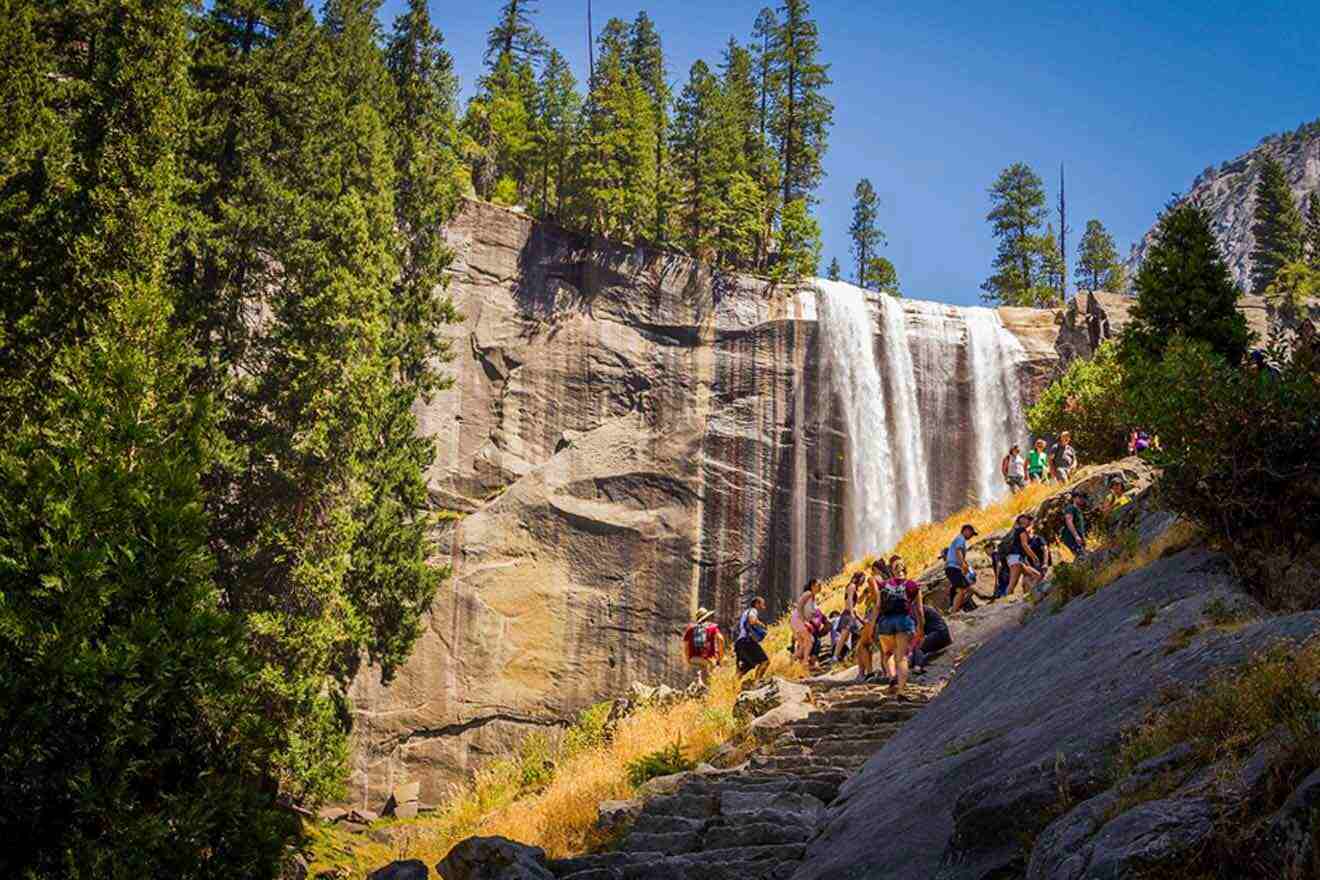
614, 845, 808, 880
748, 754, 866, 773
803, 736, 896, 758
547, 851, 663, 878
628, 813, 705, 835
620, 830, 701, 855
637, 791, 718, 820
805, 706, 921, 726
701, 820, 816, 849
669, 776, 839, 804
786, 721, 905, 741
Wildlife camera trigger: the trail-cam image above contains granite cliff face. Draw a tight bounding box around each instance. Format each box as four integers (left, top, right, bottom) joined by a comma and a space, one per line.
1128, 118, 1320, 292
345, 200, 1063, 806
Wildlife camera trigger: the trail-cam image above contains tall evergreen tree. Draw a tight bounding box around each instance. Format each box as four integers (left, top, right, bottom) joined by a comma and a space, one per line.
1125, 202, 1251, 365
751, 8, 778, 145
769, 0, 832, 206
485, 0, 546, 68
826, 257, 842, 280
1, 0, 290, 872
628, 12, 669, 243
772, 197, 820, 284
866, 256, 901, 296
980, 162, 1050, 306
1075, 218, 1123, 292
1036, 224, 1066, 306
723, 34, 777, 269
1249, 155, 1304, 294
1305, 192, 1320, 270
579, 18, 657, 240
671, 59, 723, 257
849, 178, 885, 287
533, 49, 580, 219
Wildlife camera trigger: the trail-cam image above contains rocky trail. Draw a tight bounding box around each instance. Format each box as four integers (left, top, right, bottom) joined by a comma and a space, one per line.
543, 676, 941, 880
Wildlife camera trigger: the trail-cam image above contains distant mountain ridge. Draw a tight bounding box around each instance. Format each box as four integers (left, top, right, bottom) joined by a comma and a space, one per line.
1128, 117, 1320, 291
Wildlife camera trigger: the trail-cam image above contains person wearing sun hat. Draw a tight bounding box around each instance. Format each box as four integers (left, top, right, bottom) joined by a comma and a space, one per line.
683, 606, 725, 685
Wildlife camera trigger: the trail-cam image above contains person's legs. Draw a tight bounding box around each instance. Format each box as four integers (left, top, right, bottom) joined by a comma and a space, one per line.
877, 634, 896, 685
1007, 562, 1023, 595
1020, 563, 1043, 592
883, 632, 910, 692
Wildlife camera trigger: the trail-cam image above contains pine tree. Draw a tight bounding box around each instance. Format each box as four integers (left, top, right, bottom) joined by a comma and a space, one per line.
725, 32, 778, 269
579, 18, 657, 241
533, 49, 580, 220
1036, 224, 1066, 306
826, 257, 841, 280
769, 0, 833, 206
671, 59, 723, 257
981, 162, 1049, 306
485, 0, 546, 68
849, 178, 885, 287
628, 12, 669, 243
1249, 155, 1304, 294
1305, 192, 1320, 270
1, 0, 290, 872
751, 8, 778, 146
867, 256, 901, 296
1125, 202, 1251, 365
772, 197, 821, 284
1075, 218, 1123, 292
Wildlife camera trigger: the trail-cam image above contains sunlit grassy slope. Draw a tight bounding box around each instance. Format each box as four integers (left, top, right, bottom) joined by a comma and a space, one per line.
310, 479, 1064, 876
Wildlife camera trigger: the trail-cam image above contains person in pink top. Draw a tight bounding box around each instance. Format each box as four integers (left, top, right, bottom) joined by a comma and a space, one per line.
789, 579, 822, 671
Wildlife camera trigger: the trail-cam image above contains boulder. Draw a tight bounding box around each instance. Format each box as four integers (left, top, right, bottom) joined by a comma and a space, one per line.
734, 678, 810, 724
595, 799, 643, 834
636, 771, 692, 798
368, 860, 429, 880
1262, 767, 1320, 877
383, 780, 421, 820
1032, 457, 1154, 542
435, 837, 553, 880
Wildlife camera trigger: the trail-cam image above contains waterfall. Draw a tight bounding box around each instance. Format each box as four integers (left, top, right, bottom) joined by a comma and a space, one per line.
814, 280, 1027, 559
816, 279, 927, 557
965, 307, 1027, 507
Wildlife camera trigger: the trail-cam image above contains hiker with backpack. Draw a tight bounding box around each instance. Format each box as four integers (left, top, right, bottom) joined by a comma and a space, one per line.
1001, 514, 1044, 596
833, 571, 867, 665
873, 560, 923, 695
733, 597, 770, 683
789, 579, 822, 671
945, 523, 979, 614
1050, 431, 1078, 483
1001, 444, 1026, 493
1061, 490, 1089, 559
683, 607, 725, 686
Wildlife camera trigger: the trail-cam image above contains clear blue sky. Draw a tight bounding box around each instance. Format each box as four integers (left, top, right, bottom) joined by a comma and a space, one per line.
379, 0, 1320, 306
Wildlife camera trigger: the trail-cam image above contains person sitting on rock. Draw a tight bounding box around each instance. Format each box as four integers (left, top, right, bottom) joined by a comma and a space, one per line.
1100, 478, 1132, 524
871, 561, 922, 695
945, 523, 979, 614
733, 597, 770, 684
1050, 431, 1078, 483
789, 580, 822, 671
1061, 490, 1090, 560
1027, 438, 1050, 483
910, 603, 950, 674
682, 607, 724, 686
1002, 444, 1026, 492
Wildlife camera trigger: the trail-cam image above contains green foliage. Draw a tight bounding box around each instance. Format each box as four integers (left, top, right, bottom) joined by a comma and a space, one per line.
1262, 259, 1320, 320
2, 0, 462, 871
769, 0, 833, 207
1249, 155, 1304, 295
625, 742, 696, 787
1075, 218, 1124, 292
1125, 337, 1320, 607
1123, 202, 1251, 366
1026, 341, 1130, 462
1306, 192, 1320, 270
561, 701, 615, 757
772, 197, 821, 284
849, 178, 884, 286
981, 162, 1056, 306
0, 0, 291, 873
826, 257, 842, 280
867, 256, 901, 297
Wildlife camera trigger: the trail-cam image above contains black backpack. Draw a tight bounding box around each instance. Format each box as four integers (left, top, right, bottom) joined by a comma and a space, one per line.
997, 528, 1022, 558
880, 582, 910, 617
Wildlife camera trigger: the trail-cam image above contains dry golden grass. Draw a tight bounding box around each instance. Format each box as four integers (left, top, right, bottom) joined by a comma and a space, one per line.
1051, 519, 1203, 610
310, 475, 1089, 877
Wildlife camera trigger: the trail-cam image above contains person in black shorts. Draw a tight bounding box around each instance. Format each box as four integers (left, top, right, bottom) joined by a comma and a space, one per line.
945, 523, 979, 613
733, 597, 770, 682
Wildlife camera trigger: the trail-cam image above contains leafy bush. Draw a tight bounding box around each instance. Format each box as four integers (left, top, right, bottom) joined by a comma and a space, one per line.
625, 743, 694, 788
1027, 341, 1131, 462
561, 701, 614, 757
1126, 336, 1320, 607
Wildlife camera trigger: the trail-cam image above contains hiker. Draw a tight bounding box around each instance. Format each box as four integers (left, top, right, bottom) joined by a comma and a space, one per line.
810, 609, 831, 663
874, 560, 922, 694
1001, 444, 1026, 493
990, 544, 1011, 599
1061, 489, 1089, 559
833, 571, 867, 664
733, 597, 770, 683
682, 607, 724, 686
789, 579, 822, 670
910, 604, 950, 674
1050, 431, 1078, 482
1027, 438, 1050, 483
851, 568, 882, 680
1002, 514, 1044, 595
945, 523, 979, 614
1028, 529, 1052, 573
1100, 478, 1131, 524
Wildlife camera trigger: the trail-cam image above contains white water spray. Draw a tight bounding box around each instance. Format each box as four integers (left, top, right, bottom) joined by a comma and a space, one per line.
814, 280, 1027, 558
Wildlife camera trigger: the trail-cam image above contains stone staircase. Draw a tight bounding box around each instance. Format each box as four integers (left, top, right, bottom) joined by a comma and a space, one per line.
545, 678, 938, 880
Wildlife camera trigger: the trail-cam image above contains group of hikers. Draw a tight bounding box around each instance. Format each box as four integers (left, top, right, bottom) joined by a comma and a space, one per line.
682, 431, 1141, 695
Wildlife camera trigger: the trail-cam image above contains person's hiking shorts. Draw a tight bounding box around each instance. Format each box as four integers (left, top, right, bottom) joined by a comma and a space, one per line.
876, 614, 915, 636
1056, 467, 1072, 482
1006, 476, 1024, 490
1028, 471, 1045, 482
734, 636, 768, 674
945, 566, 970, 590
688, 656, 714, 675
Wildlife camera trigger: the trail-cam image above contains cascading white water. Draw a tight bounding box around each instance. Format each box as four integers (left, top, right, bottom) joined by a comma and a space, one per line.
814, 280, 1028, 558
965, 306, 1027, 507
